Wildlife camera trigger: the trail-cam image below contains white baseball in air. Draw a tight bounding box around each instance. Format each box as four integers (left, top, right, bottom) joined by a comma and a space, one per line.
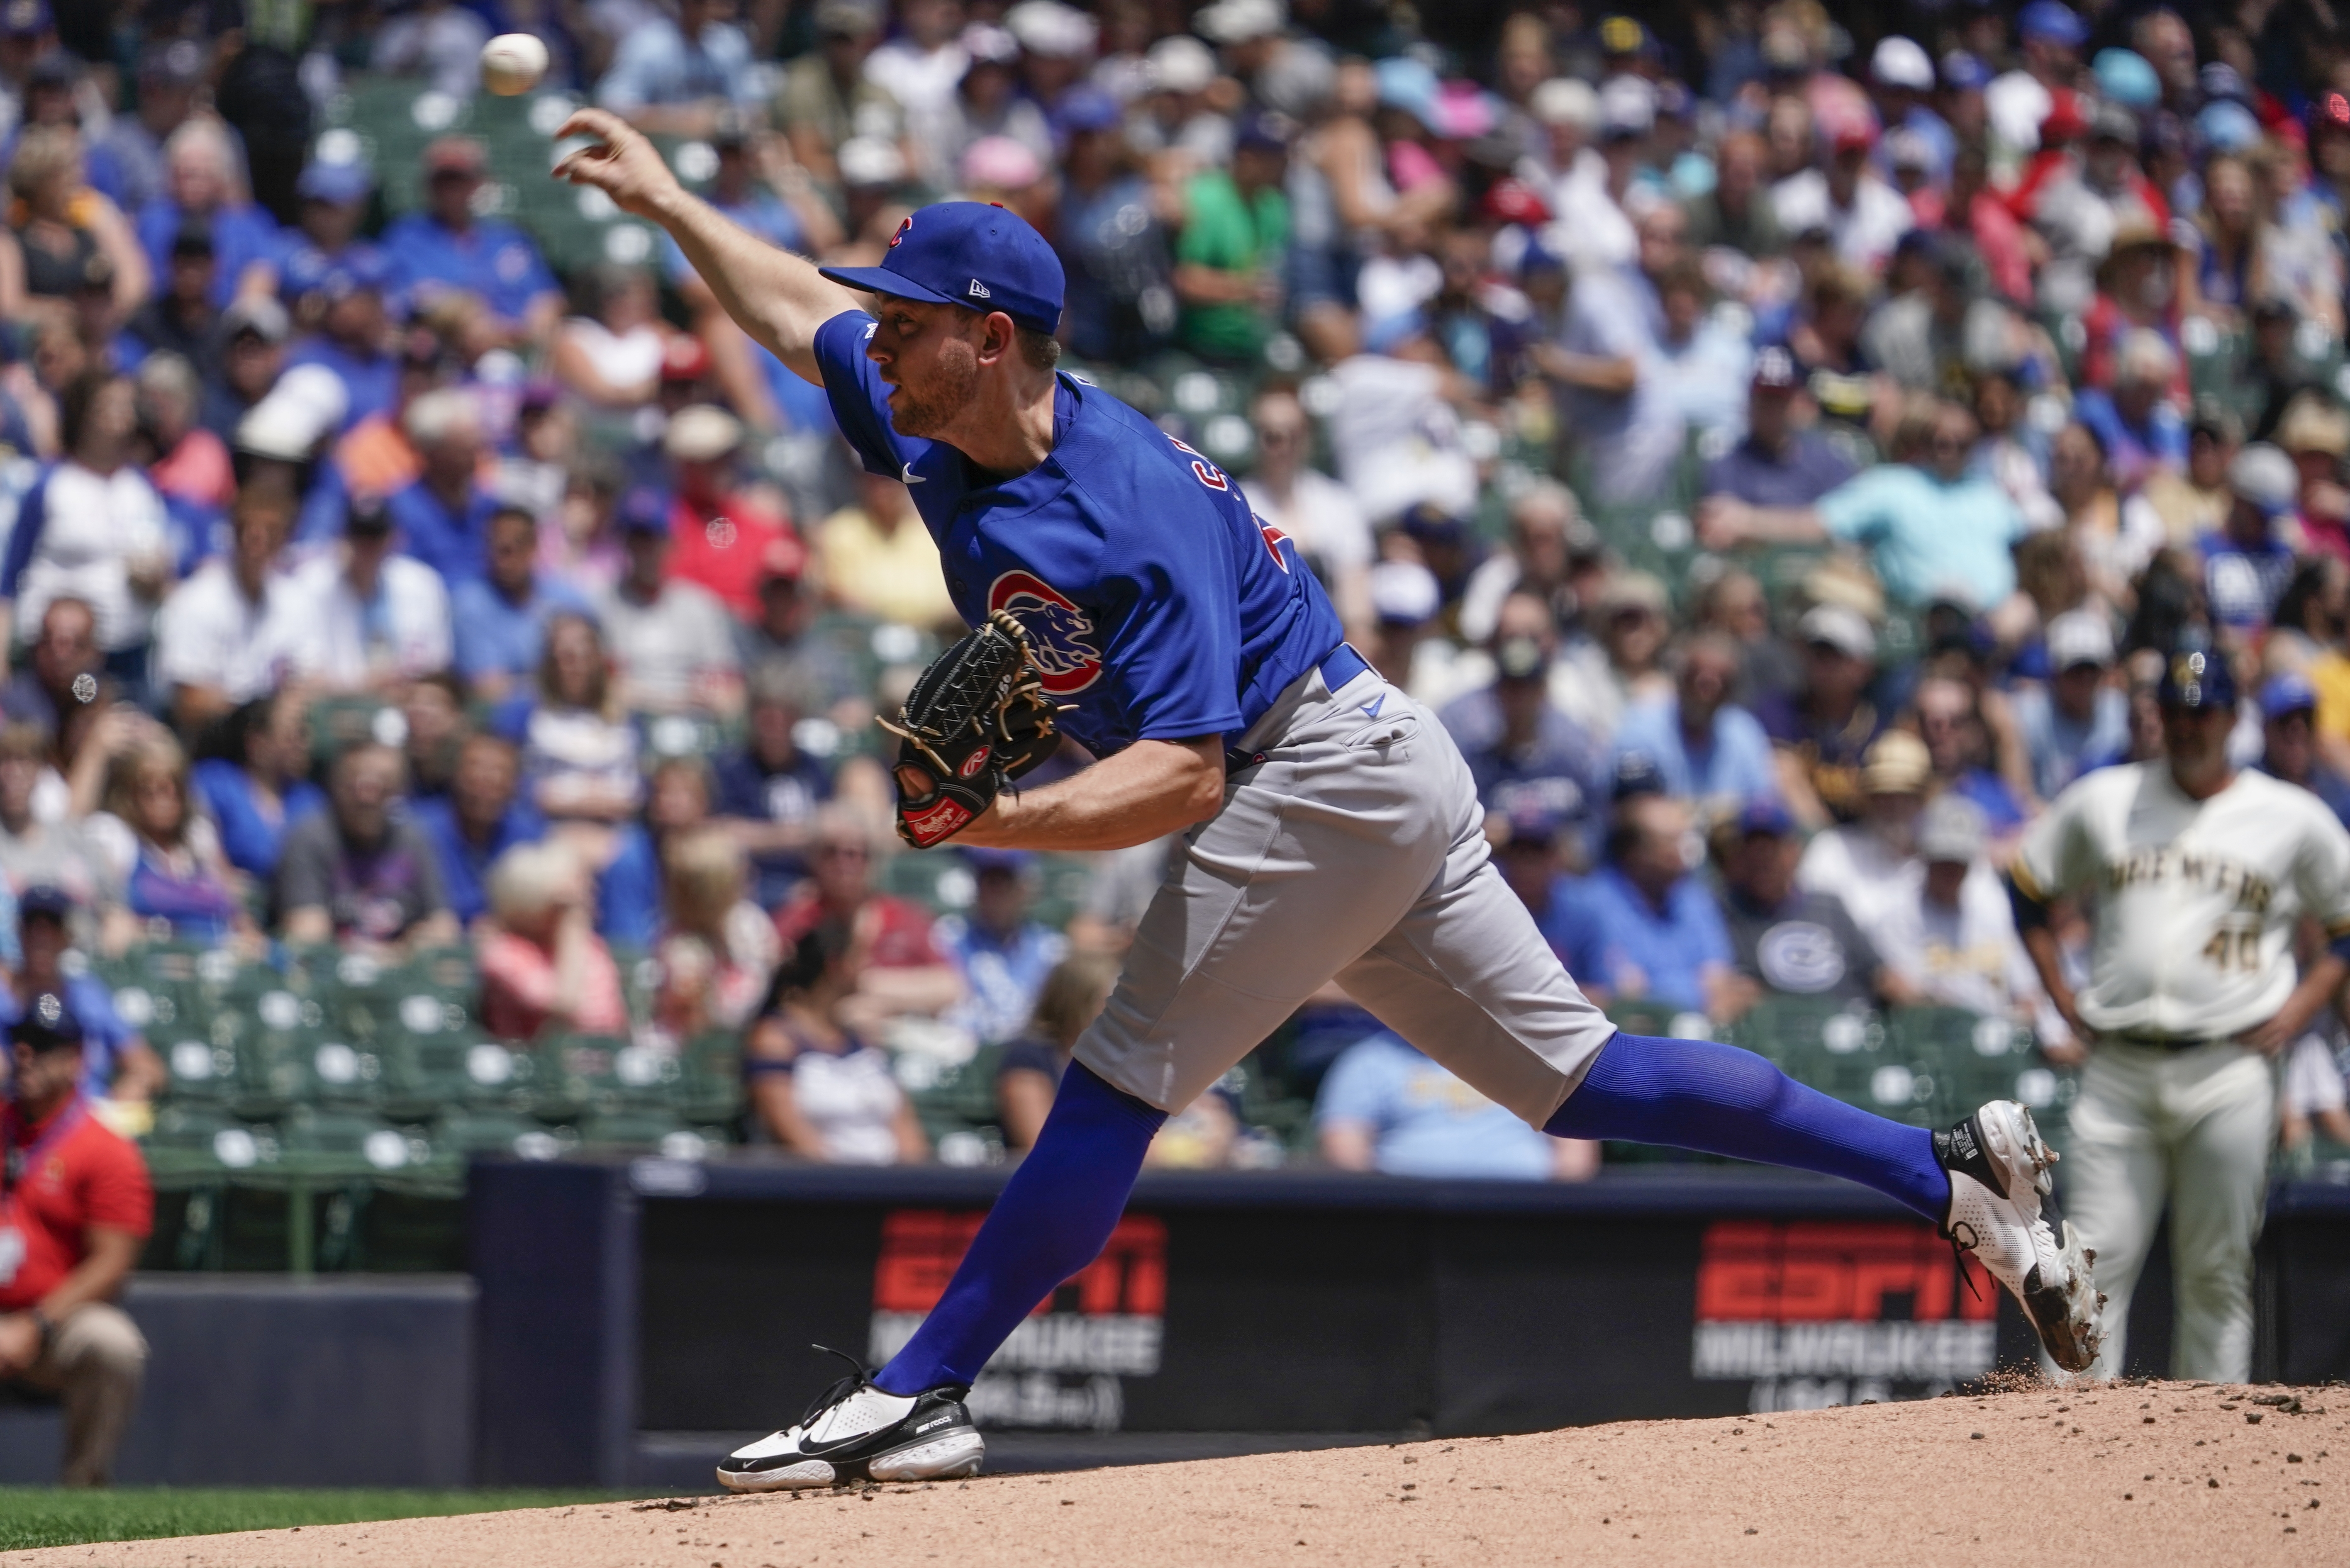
480, 33, 550, 96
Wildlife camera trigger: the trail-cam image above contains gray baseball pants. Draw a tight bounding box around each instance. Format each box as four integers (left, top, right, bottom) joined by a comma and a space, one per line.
1073, 663, 1618, 1125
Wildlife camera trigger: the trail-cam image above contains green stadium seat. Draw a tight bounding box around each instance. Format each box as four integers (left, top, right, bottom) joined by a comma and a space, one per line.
576, 1106, 728, 1156
384, 1031, 552, 1117
434, 1107, 578, 1162
900, 1042, 1004, 1147
278, 1105, 437, 1176
675, 1031, 744, 1125
543, 1032, 690, 1117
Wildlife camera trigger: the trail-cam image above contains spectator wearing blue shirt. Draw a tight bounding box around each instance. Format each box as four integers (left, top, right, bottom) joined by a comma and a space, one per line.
596, 0, 765, 136
1548, 791, 1736, 1016
2257, 673, 2350, 827
387, 388, 500, 587
196, 295, 290, 445
1699, 347, 1857, 508
1316, 1031, 1597, 1180
134, 118, 280, 308
935, 849, 1068, 1047
659, 122, 809, 282
1488, 799, 1583, 961
2200, 441, 2301, 639
2071, 331, 2190, 491
1437, 589, 1609, 859
410, 733, 548, 930
710, 665, 878, 907
189, 690, 326, 882
1914, 674, 2028, 837
0, 887, 161, 1105
451, 505, 593, 703
1702, 397, 2030, 619
273, 161, 382, 314
380, 137, 563, 348
1609, 632, 1780, 816
2009, 609, 2129, 803
95, 39, 204, 217
283, 246, 399, 432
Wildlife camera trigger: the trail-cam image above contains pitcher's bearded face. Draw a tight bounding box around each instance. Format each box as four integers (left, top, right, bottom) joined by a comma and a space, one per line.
870, 299, 982, 440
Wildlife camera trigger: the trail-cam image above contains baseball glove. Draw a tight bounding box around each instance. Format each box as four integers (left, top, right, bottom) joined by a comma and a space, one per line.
878, 609, 1063, 848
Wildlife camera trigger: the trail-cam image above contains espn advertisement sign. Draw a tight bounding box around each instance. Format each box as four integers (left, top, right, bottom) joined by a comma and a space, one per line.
1692, 1220, 1998, 1412
865, 1209, 1166, 1432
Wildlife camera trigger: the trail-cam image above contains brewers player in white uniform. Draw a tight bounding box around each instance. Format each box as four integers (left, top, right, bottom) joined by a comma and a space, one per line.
550, 110, 2102, 1492
2011, 648, 2350, 1381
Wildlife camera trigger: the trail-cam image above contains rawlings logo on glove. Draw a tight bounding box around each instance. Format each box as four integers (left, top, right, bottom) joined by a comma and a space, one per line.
878, 610, 1063, 849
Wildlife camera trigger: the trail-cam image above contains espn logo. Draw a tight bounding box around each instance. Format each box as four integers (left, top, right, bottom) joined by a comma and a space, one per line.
1691, 1220, 1999, 1400
1696, 1220, 1995, 1323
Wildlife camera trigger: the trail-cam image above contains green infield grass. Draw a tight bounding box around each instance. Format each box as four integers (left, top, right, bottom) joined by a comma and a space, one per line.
0, 1487, 641, 1551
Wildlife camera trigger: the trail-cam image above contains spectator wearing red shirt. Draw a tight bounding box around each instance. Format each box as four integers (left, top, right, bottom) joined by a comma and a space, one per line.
0, 993, 151, 1486
663, 404, 804, 622
771, 807, 963, 1037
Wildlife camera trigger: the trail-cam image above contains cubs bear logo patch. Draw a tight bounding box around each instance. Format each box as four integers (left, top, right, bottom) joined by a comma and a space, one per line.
987, 571, 1102, 695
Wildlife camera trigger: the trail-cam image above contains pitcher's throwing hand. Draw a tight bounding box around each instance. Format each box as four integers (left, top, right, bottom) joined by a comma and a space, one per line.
551, 108, 685, 221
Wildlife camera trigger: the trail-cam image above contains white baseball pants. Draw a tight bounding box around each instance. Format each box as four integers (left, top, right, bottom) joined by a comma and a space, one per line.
2061, 1040, 2275, 1382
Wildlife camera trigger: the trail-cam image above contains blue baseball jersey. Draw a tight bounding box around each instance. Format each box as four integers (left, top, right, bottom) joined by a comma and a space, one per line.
813, 311, 1345, 757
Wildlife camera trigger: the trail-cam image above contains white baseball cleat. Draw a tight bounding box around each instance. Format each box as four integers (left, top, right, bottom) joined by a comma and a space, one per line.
1936, 1101, 2105, 1374
716, 1348, 986, 1492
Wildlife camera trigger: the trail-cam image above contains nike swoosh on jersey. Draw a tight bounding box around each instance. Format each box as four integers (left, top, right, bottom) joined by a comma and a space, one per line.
902, 463, 925, 485
1360, 693, 1385, 718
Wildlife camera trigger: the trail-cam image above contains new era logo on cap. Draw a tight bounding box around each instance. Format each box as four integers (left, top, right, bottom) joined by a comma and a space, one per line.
820, 202, 1063, 334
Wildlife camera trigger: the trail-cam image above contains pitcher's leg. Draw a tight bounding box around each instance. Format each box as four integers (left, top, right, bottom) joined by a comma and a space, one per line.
1545, 1031, 1950, 1219
877, 1063, 1164, 1394
1335, 821, 1946, 1216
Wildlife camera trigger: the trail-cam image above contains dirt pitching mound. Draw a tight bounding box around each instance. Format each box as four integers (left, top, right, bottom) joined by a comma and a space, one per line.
16, 1381, 2342, 1568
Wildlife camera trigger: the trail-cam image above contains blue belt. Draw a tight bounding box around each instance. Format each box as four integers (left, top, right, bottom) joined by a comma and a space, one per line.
1226, 645, 1374, 774
1318, 642, 1372, 694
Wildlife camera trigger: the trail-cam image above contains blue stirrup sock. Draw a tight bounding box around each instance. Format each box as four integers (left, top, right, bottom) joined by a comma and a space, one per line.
1543, 1030, 1952, 1222
875, 1059, 1166, 1395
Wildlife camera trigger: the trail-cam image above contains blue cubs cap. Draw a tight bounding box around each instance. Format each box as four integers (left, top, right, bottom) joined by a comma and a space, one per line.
298, 160, 373, 205
2157, 647, 2239, 711
2018, 1, 2087, 46
1940, 50, 1991, 92
1498, 798, 1568, 848
819, 201, 1064, 335
619, 485, 673, 535
322, 246, 392, 300
17, 884, 71, 923
2262, 671, 2318, 721
1053, 83, 1122, 137
1736, 798, 1796, 838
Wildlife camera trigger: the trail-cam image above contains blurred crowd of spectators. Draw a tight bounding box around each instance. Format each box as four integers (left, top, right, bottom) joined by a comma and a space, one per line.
0, 0, 2345, 1180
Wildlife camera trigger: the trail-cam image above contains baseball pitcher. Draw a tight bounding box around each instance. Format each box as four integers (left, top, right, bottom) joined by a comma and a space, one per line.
550, 111, 2102, 1491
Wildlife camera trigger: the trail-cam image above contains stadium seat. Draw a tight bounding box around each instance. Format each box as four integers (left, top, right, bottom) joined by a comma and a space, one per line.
900, 1042, 1005, 1151
433, 1107, 578, 1162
